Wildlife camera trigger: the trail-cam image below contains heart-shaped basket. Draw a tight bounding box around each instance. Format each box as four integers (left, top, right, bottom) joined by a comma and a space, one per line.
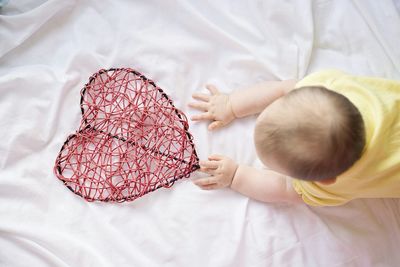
54, 68, 199, 202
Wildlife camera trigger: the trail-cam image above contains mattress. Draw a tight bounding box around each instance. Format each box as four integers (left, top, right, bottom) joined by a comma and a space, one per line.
0, 0, 399, 266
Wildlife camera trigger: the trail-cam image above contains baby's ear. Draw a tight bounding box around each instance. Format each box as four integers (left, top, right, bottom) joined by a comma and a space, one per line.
317, 177, 337, 185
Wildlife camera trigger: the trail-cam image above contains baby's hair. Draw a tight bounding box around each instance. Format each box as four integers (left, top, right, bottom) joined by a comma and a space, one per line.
255, 86, 366, 181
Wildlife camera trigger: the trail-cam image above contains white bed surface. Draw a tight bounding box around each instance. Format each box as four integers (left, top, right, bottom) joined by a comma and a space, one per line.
1, 0, 400, 266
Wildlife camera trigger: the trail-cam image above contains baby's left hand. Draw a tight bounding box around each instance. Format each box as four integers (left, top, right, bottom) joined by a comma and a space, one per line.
193, 155, 238, 190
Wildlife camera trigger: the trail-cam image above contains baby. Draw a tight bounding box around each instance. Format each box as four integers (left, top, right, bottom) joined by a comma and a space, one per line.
189, 69, 400, 206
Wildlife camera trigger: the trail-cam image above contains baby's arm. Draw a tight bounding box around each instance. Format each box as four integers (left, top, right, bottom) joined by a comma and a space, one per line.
230, 79, 297, 118
231, 165, 302, 203
194, 155, 302, 203
189, 80, 297, 130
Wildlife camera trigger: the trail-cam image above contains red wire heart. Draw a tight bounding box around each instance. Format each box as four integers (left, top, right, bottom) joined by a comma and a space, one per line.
54, 68, 199, 202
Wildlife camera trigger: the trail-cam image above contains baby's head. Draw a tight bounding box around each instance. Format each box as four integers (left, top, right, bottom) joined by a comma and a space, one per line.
254, 86, 365, 182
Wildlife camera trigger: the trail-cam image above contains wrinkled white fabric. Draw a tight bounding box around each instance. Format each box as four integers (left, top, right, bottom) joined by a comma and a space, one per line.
0, 0, 399, 266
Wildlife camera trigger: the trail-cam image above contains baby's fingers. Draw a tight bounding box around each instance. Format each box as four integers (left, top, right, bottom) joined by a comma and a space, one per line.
199, 168, 216, 175
193, 176, 218, 186
208, 121, 224, 131
192, 93, 210, 102
188, 102, 210, 111
197, 183, 220, 190
191, 112, 213, 121
199, 160, 219, 169
208, 154, 224, 161
206, 84, 220, 95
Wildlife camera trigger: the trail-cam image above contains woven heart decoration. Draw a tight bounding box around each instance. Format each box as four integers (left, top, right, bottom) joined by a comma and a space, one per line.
54, 68, 199, 202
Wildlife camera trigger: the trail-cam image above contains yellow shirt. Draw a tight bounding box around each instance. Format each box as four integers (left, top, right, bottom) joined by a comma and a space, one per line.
292, 70, 400, 206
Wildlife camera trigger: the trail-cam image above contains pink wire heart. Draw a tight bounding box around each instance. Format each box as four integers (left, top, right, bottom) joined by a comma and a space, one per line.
54, 68, 199, 202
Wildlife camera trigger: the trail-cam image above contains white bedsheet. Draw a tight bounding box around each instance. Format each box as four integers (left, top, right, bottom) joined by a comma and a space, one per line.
1, 0, 400, 266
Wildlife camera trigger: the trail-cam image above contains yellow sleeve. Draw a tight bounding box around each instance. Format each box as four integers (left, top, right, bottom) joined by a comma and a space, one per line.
292, 179, 350, 206
296, 69, 346, 88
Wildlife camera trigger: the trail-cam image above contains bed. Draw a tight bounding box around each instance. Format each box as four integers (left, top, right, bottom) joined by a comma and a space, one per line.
1, 0, 399, 266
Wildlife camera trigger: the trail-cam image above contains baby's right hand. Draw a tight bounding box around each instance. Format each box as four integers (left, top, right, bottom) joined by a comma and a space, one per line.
189, 84, 236, 131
